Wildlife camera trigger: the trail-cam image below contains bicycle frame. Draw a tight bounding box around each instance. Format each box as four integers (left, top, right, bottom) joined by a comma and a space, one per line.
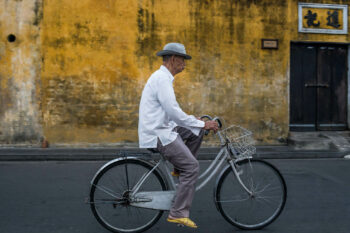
131, 146, 226, 194
129, 130, 253, 211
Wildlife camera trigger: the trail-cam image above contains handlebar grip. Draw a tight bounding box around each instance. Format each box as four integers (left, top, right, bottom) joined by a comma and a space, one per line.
200, 115, 212, 136
213, 117, 223, 129
200, 115, 223, 134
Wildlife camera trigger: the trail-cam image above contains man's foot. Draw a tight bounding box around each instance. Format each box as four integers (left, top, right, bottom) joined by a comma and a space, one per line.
171, 171, 180, 177
167, 217, 198, 228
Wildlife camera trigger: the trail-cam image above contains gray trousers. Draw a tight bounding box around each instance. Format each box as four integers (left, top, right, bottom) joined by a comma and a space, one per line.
157, 126, 204, 218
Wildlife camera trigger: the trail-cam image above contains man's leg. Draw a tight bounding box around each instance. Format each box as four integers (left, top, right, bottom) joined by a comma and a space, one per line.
170, 127, 204, 175
157, 136, 199, 218
175, 126, 204, 158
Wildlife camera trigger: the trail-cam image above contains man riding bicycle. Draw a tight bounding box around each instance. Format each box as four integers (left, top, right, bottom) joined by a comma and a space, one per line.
138, 42, 218, 228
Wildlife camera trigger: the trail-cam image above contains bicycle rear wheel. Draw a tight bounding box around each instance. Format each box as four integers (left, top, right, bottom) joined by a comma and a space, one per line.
90, 158, 168, 233
215, 159, 287, 230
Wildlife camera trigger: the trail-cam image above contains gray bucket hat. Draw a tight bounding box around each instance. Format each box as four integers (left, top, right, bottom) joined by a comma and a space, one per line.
156, 42, 192, 60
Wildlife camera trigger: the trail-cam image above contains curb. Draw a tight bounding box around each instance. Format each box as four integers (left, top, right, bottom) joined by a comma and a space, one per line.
0, 146, 348, 161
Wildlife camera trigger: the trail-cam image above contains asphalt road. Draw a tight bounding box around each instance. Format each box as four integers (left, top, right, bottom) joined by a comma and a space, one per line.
0, 159, 349, 233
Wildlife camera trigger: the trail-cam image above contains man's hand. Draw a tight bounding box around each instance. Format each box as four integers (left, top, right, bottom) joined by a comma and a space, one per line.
204, 120, 219, 133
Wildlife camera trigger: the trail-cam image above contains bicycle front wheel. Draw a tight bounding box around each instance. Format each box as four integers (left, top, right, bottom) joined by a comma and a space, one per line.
215, 159, 287, 230
90, 158, 168, 233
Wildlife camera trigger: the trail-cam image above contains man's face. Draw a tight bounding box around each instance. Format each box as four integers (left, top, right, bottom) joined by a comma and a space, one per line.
173, 55, 186, 74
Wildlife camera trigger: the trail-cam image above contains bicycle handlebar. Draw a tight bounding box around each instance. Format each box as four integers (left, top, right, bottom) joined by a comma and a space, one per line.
213, 117, 223, 129
200, 115, 213, 121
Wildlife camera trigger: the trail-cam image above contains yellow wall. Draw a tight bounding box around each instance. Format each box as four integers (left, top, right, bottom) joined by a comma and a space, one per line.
1, 0, 350, 146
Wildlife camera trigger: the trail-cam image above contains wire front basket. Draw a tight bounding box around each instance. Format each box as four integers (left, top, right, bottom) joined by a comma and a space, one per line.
220, 125, 256, 159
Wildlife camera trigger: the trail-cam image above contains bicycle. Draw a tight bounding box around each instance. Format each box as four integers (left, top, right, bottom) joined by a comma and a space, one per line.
88, 116, 287, 233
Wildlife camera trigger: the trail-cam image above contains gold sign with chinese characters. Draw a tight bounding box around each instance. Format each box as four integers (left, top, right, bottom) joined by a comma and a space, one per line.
298, 3, 348, 34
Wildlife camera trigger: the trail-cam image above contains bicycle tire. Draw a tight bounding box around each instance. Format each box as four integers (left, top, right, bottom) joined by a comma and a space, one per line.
90, 158, 168, 233
214, 159, 287, 230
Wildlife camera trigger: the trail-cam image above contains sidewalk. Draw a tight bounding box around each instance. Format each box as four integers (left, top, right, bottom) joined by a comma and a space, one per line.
0, 145, 348, 161
1, 131, 350, 161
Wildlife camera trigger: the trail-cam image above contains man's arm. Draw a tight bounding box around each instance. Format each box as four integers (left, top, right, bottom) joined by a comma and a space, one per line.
157, 78, 203, 128
157, 78, 218, 131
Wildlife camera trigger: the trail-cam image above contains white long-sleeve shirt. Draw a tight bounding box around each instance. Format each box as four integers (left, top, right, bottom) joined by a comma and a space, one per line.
138, 65, 205, 148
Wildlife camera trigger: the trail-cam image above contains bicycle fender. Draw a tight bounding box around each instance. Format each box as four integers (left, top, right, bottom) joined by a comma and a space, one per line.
90, 156, 161, 185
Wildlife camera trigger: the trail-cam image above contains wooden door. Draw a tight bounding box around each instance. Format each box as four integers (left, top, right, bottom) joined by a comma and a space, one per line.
290, 43, 348, 131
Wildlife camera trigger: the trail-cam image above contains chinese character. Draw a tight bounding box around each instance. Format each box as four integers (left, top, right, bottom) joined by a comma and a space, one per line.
304, 10, 320, 27
327, 10, 341, 28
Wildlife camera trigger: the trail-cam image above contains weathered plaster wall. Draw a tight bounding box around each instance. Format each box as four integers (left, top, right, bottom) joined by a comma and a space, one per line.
1, 0, 350, 146
0, 0, 43, 144
41, 0, 293, 145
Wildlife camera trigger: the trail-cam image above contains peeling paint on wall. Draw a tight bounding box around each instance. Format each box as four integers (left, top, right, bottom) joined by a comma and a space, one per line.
0, 0, 43, 144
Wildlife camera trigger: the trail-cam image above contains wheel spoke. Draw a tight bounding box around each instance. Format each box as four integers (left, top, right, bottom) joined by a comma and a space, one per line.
92, 183, 122, 199
92, 199, 125, 205
109, 174, 125, 195
217, 195, 250, 203
256, 195, 279, 211
125, 162, 130, 190
256, 185, 282, 194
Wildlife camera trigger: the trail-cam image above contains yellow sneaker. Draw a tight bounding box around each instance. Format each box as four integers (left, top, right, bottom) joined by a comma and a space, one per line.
167, 217, 198, 228
171, 171, 180, 177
